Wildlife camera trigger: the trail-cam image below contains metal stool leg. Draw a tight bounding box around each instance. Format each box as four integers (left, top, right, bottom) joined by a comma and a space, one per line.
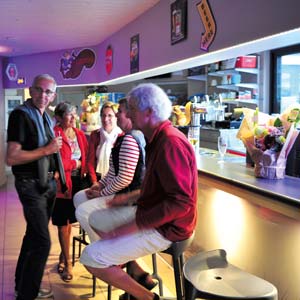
107, 284, 112, 300
72, 236, 76, 266
184, 278, 197, 300
151, 253, 163, 296
172, 254, 184, 300
72, 225, 96, 296
92, 275, 96, 297
72, 226, 89, 266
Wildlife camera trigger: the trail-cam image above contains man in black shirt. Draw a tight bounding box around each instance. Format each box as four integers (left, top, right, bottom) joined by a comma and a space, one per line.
6, 74, 62, 300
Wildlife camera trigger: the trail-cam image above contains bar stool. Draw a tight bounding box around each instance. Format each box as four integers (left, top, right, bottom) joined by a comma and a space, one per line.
183, 249, 278, 300
152, 232, 195, 300
72, 225, 97, 297
72, 225, 88, 266
107, 232, 194, 300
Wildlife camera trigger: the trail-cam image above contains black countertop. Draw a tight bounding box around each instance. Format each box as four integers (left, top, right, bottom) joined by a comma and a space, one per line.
197, 149, 300, 207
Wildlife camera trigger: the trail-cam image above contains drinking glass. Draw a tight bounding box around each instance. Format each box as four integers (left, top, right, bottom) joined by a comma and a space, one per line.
218, 136, 227, 163
188, 126, 200, 154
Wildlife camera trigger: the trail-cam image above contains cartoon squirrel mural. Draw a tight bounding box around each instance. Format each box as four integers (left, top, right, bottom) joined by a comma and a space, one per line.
60, 48, 96, 79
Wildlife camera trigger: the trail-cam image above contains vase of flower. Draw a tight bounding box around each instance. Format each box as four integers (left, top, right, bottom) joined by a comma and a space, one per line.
237, 106, 300, 179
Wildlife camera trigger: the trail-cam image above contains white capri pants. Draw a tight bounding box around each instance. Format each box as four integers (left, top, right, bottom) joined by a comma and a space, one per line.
73, 189, 89, 208
80, 205, 172, 268
74, 189, 115, 242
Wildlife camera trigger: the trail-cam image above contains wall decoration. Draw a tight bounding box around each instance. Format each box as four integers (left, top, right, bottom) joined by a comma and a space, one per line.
130, 34, 139, 74
60, 48, 96, 79
196, 0, 216, 51
171, 0, 187, 45
17, 77, 26, 85
105, 45, 113, 75
6, 63, 18, 81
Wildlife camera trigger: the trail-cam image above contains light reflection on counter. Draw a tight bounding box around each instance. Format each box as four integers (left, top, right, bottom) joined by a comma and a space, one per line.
211, 191, 244, 256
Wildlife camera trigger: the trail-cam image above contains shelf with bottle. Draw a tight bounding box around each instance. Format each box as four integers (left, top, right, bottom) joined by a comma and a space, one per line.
207, 63, 259, 93
187, 67, 258, 85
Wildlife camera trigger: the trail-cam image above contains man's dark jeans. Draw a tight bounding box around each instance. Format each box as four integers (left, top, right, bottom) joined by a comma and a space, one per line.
14, 177, 56, 300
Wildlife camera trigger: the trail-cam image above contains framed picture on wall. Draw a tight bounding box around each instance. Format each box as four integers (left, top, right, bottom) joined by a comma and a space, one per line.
130, 34, 139, 74
171, 0, 187, 45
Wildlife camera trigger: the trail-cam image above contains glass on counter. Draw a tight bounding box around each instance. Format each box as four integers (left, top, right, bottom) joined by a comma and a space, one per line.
217, 136, 227, 163
188, 126, 200, 153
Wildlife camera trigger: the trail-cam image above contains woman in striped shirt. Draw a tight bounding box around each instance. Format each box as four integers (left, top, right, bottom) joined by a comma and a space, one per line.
74, 98, 145, 242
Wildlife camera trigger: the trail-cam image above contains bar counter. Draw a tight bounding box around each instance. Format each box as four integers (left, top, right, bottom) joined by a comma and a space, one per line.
197, 149, 300, 206
192, 149, 300, 300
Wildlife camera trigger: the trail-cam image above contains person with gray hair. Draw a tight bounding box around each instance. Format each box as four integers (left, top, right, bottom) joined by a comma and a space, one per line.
79, 83, 198, 300
6, 74, 62, 300
127, 82, 173, 123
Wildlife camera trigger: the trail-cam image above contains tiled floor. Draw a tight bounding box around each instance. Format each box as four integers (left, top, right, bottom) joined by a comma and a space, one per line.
0, 174, 176, 300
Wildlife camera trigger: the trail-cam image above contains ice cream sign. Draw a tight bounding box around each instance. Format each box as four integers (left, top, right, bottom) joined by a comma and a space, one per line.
197, 0, 216, 51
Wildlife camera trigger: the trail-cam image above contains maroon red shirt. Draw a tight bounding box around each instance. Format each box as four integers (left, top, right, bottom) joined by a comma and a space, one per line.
136, 120, 198, 242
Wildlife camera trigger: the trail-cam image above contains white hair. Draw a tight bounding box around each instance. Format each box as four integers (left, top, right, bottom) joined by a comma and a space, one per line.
127, 83, 172, 122
32, 74, 57, 90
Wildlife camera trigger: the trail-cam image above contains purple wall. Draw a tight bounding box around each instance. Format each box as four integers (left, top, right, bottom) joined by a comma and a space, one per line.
0, 56, 7, 186
3, 0, 300, 88
0, 56, 4, 132
0, 57, 3, 90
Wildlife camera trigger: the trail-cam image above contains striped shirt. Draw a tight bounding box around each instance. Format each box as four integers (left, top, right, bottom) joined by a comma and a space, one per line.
99, 134, 141, 196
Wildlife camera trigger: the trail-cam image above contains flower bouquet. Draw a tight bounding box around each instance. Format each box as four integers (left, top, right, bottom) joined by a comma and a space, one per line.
236, 106, 300, 179
80, 92, 101, 132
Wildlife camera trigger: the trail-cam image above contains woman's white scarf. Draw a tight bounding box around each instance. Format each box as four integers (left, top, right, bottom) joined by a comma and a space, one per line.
96, 126, 122, 177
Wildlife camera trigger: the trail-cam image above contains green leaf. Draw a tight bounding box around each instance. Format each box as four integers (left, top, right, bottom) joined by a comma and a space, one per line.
273, 117, 282, 127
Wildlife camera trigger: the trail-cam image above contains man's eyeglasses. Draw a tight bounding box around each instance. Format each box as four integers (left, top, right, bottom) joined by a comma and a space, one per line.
32, 86, 55, 96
